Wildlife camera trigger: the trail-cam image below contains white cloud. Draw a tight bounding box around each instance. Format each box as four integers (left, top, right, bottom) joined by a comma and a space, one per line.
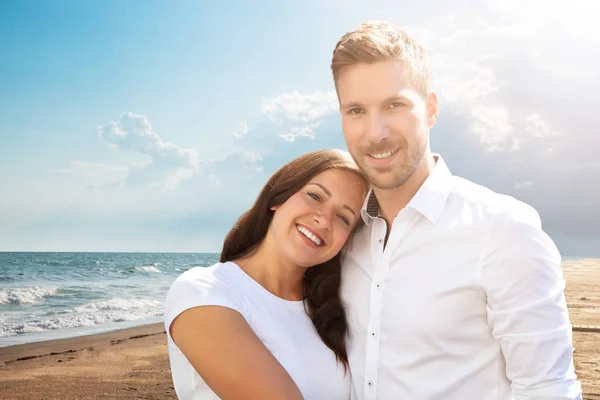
486, 0, 600, 37
279, 122, 320, 143
524, 113, 559, 138
514, 181, 534, 189
421, 4, 596, 155
434, 60, 500, 104
97, 112, 201, 189
238, 149, 264, 172
261, 90, 338, 122
465, 106, 515, 151
233, 122, 248, 139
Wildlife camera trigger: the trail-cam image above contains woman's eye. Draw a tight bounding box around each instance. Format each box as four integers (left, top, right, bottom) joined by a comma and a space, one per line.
307, 192, 321, 201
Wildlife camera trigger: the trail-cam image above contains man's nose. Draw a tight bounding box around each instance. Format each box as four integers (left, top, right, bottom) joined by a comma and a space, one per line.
365, 113, 390, 143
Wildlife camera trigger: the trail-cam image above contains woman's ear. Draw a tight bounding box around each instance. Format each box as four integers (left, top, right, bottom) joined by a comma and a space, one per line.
270, 205, 279, 211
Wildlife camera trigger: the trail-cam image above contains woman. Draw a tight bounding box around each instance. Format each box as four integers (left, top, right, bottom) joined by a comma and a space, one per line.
164, 149, 368, 399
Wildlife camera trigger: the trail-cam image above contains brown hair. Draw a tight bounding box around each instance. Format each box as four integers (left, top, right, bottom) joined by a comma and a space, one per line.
331, 20, 431, 97
219, 149, 366, 370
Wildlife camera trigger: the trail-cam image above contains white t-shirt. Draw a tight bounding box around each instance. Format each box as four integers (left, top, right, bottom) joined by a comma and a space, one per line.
164, 261, 351, 400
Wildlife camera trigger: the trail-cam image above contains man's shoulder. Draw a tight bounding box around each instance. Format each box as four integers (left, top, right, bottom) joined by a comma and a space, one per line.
448, 174, 541, 228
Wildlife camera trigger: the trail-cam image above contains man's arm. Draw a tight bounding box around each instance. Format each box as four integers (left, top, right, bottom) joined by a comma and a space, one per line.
480, 203, 582, 399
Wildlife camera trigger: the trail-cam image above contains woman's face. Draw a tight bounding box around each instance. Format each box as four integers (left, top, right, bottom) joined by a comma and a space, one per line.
269, 168, 367, 268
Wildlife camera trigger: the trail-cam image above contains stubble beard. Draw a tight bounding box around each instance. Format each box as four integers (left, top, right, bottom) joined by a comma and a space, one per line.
356, 136, 428, 191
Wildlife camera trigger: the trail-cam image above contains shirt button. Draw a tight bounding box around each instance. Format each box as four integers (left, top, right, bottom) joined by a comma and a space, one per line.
375, 282, 381, 288
378, 238, 383, 244
371, 331, 377, 337
367, 381, 374, 387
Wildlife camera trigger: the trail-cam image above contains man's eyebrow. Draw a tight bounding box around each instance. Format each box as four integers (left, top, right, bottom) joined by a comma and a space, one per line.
307, 182, 357, 216
383, 94, 411, 104
339, 101, 363, 110
340, 95, 412, 110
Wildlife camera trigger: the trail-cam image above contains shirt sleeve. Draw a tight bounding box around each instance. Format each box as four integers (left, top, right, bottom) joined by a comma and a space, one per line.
480, 203, 583, 399
163, 266, 246, 339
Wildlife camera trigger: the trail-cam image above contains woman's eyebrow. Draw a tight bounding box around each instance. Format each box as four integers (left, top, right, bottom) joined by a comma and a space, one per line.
307, 182, 331, 196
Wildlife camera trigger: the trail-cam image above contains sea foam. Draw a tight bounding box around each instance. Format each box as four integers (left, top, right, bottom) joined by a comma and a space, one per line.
0, 286, 59, 305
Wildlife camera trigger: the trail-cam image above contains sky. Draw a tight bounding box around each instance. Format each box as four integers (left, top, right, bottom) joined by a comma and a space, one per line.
1, 0, 598, 256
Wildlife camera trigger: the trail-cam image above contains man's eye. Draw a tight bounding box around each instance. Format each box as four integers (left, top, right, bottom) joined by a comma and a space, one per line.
338, 214, 350, 225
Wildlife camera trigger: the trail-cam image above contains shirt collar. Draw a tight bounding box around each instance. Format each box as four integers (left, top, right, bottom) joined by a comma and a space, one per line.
360, 154, 453, 225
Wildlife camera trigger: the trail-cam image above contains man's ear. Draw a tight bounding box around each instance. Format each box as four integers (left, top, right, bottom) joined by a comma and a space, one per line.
426, 91, 439, 129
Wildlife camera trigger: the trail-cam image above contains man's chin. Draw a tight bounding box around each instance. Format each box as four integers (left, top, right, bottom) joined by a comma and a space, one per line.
370, 181, 405, 191
363, 169, 408, 191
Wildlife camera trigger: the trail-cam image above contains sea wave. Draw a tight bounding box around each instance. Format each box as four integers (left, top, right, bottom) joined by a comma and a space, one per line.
133, 265, 161, 273
0, 286, 59, 305
33, 259, 66, 266
1, 298, 163, 337
71, 298, 161, 313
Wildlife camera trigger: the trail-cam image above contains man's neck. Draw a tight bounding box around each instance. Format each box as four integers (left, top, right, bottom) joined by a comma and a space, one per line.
373, 153, 436, 233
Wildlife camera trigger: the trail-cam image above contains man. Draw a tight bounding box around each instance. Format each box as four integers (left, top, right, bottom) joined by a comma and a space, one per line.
334, 21, 583, 399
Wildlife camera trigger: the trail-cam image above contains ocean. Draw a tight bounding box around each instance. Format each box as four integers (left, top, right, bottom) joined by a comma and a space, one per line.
0, 252, 220, 347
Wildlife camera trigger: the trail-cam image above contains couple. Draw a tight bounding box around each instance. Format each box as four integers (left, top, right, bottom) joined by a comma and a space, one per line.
164, 21, 583, 399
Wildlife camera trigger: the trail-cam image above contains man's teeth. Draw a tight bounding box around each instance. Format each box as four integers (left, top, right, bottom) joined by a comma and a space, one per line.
296, 225, 322, 246
371, 150, 395, 159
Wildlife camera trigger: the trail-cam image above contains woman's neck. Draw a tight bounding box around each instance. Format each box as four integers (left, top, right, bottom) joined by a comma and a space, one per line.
233, 234, 306, 301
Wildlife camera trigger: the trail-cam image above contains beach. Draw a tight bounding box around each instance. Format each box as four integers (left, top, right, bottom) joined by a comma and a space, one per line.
0, 323, 174, 399
562, 258, 600, 399
1, 258, 599, 399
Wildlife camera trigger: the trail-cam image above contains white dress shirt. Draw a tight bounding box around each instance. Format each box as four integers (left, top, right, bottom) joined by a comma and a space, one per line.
340, 154, 582, 400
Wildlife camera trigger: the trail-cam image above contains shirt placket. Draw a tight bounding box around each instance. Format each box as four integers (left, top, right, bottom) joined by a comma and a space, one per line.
363, 217, 392, 400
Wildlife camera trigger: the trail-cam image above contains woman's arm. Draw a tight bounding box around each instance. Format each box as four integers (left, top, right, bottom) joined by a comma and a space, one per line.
170, 305, 304, 400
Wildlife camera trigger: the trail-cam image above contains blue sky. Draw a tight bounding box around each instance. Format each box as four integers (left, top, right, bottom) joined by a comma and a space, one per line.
1, 0, 599, 255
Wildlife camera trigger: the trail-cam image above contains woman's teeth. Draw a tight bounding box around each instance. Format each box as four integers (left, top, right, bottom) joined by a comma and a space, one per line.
296, 225, 322, 246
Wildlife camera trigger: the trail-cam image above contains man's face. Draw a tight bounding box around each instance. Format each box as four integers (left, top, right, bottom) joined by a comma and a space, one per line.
337, 60, 438, 190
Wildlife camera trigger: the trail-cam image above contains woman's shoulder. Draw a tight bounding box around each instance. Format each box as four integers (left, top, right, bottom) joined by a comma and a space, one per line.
164, 262, 249, 331
174, 261, 226, 282
172, 261, 245, 290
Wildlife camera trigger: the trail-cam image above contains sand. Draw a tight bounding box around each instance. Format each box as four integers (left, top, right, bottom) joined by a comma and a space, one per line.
1, 259, 599, 399
564, 258, 600, 399
0, 324, 175, 399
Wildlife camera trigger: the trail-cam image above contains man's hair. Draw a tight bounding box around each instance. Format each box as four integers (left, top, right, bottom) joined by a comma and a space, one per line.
331, 21, 431, 97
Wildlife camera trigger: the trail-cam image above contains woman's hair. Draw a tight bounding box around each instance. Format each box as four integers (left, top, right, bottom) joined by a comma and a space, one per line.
220, 149, 365, 370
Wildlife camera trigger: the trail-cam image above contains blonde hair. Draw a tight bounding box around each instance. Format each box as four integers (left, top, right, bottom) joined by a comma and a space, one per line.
331, 21, 430, 97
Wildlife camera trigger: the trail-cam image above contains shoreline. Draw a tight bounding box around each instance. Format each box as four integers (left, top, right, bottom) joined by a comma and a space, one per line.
0, 316, 164, 348
0, 322, 166, 364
